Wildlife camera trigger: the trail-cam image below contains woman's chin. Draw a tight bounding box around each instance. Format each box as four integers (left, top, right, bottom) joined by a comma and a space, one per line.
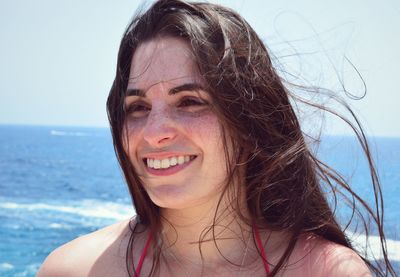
147, 185, 192, 209
147, 186, 217, 211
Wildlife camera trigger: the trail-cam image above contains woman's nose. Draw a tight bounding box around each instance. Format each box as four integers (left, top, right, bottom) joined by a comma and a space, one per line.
142, 107, 177, 147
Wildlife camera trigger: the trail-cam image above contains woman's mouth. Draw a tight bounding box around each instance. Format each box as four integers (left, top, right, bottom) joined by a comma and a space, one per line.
143, 155, 197, 176
145, 155, 196, 169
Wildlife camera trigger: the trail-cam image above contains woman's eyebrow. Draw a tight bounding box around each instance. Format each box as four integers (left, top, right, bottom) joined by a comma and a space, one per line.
125, 83, 206, 97
169, 83, 205, 95
125, 88, 145, 97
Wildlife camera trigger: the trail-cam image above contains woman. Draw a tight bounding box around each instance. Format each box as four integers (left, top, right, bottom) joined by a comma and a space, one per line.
38, 0, 395, 276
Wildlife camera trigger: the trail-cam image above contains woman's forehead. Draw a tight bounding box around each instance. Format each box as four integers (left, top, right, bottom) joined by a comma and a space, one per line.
128, 37, 202, 90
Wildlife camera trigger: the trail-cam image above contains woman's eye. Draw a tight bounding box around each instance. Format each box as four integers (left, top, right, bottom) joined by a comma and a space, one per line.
178, 98, 207, 108
125, 103, 150, 117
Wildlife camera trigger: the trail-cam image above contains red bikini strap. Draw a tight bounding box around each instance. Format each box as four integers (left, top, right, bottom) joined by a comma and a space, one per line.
254, 225, 270, 274
135, 228, 268, 276
135, 232, 152, 277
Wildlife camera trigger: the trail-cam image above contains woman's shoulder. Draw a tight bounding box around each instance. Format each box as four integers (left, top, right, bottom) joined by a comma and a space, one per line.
294, 234, 372, 277
37, 219, 134, 277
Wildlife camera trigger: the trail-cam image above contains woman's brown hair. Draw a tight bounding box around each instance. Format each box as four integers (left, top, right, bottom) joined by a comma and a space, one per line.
106, 0, 396, 275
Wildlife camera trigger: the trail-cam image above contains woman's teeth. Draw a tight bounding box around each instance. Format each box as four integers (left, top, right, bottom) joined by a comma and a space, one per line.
146, 155, 194, 169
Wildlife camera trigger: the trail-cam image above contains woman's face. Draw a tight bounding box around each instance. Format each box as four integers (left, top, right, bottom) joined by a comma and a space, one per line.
123, 37, 229, 210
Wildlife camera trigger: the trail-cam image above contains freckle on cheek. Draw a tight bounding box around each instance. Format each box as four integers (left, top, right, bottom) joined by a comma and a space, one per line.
186, 115, 222, 139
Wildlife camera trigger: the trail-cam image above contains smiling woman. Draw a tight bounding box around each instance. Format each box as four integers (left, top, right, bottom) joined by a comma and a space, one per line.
37, 0, 395, 276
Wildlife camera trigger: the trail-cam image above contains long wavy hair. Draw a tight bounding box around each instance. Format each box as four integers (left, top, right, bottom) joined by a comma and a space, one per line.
106, 0, 395, 276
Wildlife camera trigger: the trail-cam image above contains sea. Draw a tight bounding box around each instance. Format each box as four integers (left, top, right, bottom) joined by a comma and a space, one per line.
0, 124, 399, 276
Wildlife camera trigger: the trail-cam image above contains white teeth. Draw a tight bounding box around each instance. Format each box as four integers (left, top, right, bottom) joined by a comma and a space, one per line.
153, 159, 161, 169
170, 157, 177, 166
145, 155, 194, 169
161, 159, 170, 169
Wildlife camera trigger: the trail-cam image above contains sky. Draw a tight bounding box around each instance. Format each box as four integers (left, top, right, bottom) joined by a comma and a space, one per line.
0, 0, 399, 137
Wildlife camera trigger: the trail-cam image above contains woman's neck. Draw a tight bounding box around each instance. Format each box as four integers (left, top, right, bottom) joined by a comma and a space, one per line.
159, 198, 256, 266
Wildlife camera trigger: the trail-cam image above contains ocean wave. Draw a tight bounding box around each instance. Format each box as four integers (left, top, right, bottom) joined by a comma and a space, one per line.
13, 263, 40, 277
1, 200, 398, 262
347, 231, 400, 261
0, 263, 14, 271
50, 130, 90, 137
0, 199, 134, 221
48, 223, 73, 229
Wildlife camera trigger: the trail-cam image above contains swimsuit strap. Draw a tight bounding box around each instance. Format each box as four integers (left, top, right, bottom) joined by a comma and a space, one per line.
134, 227, 270, 276
135, 231, 152, 277
254, 224, 270, 274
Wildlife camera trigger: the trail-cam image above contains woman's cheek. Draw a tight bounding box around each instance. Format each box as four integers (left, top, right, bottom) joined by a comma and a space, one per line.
125, 117, 147, 133
122, 118, 146, 156
181, 112, 223, 144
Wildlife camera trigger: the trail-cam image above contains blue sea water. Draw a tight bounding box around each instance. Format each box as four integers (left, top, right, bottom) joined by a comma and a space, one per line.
0, 124, 399, 276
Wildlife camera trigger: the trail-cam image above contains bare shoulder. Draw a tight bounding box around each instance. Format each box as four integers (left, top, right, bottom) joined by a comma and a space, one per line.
37, 219, 133, 277
305, 236, 372, 277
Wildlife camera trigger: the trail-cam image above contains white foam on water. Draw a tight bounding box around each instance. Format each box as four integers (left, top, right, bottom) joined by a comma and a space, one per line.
1, 202, 19, 209
14, 263, 40, 277
2, 201, 398, 262
347, 231, 400, 261
48, 223, 72, 229
0, 262, 14, 270
0, 199, 134, 221
50, 130, 90, 137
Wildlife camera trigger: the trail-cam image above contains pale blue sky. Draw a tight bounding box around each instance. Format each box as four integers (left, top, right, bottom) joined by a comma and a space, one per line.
1, 0, 399, 136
